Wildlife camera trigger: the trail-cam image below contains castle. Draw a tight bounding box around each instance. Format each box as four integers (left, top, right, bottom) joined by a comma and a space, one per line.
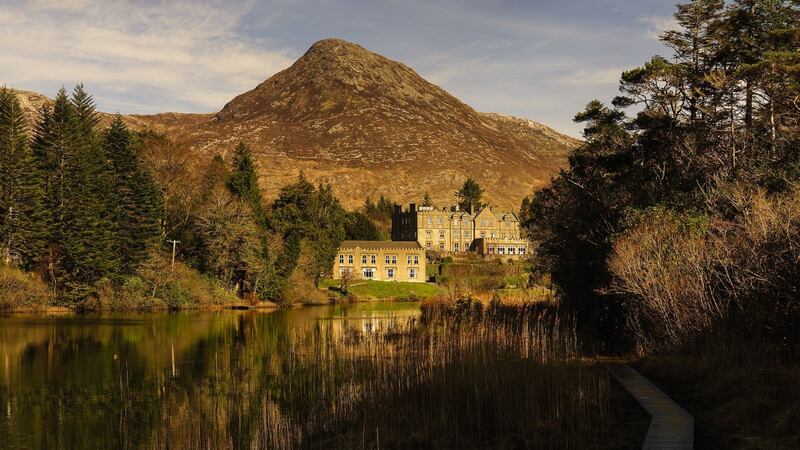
391, 204, 529, 259
332, 203, 529, 283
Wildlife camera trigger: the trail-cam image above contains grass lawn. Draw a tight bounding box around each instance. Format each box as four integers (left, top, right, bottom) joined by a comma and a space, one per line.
320, 279, 443, 300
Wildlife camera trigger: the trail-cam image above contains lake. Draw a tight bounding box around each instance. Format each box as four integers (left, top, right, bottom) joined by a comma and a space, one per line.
0, 303, 420, 449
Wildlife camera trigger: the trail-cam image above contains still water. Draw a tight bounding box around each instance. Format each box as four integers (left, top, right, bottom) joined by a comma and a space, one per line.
0, 303, 419, 449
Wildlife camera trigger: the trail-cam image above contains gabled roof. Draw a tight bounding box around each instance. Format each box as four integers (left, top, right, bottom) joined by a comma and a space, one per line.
495, 211, 519, 221
340, 240, 423, 250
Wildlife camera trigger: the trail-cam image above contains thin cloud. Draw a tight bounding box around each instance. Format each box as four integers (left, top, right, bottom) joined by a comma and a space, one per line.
638, 15, 680, 41
0, 0, 294, 113
560, 67, 626, 86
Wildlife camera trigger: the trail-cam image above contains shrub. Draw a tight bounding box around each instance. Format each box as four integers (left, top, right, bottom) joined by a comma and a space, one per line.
282, 268, 329, 305
610, 186, 800, 352
0, 264, 53, 311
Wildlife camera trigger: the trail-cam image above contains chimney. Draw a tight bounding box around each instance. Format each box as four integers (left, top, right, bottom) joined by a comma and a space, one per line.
394, 205, 401, 214
410, 203, 417, 212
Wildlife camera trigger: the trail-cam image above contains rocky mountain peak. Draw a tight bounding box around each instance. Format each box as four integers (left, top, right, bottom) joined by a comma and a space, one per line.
215, 38, 470, 123
9, 39, 580, 210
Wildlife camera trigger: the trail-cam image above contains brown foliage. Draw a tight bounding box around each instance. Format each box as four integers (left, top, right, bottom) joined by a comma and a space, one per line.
0, 264, 53, 311
610, 185, 800, 352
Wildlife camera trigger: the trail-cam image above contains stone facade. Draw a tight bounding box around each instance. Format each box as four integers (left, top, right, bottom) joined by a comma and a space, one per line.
332, 240, 426, 283
391, 204, 528, 259
472, 238, 529, 259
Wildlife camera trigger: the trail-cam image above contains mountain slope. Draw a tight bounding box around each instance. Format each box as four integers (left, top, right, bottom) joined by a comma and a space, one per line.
12, 39, 580, 210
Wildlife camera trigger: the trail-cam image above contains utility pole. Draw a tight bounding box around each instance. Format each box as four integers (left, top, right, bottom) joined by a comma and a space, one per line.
168, 239, 180, 272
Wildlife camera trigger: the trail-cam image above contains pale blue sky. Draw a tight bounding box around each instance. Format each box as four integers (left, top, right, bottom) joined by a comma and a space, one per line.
0, 0, 677, 137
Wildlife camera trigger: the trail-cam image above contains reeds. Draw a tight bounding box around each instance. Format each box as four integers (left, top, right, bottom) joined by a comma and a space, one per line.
127, 300, 616, 449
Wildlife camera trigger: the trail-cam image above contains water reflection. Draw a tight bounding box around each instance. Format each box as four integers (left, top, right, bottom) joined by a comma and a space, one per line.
0, 303, 419, 449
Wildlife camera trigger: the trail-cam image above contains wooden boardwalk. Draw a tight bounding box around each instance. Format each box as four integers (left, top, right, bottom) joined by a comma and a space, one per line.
606, 362, 694, 450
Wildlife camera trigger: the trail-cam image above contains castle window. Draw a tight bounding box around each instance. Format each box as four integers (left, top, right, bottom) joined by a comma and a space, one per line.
362, 255, 367, 264
339, 254, 344, 264
387, 268, 395, 279
371, 254, 377, 264
348, 255, 354, 264
498, 246, 505, 255
454, 243, 459, 252
409, 268, 417, 279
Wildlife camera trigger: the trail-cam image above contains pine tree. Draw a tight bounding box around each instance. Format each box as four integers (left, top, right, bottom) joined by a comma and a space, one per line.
32, 89, 76, 290
227, 142, 262, 208
456, 178, 485, 213
421, 192, 433, 207
105, 115, 162, 273
660, 0, 725, 124
0, 87, 47, 269
36, 85, 121, 300
65, 85, 120, 290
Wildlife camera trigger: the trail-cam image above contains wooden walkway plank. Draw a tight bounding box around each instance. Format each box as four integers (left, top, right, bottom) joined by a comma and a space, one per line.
606, 362, 694, 450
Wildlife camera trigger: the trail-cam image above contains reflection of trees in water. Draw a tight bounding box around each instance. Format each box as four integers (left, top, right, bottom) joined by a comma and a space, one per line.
0, 304, 610, 449
0, 306, 420, 449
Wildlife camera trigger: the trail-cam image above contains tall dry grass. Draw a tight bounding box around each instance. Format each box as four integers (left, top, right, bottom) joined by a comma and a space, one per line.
108, 300, 620, 449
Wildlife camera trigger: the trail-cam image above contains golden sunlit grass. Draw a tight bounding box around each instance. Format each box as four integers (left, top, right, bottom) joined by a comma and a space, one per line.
116, 299, 642, 449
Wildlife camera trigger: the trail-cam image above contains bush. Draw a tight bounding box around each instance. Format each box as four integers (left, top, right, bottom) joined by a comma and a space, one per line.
91, 252, 239, 310
610, 186, 800, 353
282, 268, 329, 306
0, 264, 53, 311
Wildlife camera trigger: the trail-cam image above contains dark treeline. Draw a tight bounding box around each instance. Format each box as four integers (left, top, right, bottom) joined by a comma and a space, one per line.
522, 0, 800, 352
0, 85, 162, 302
0, 86, 356, 307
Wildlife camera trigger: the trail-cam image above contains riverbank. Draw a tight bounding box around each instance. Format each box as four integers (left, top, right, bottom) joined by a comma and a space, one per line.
0, 262, 279, 313
320, 278, 443, 301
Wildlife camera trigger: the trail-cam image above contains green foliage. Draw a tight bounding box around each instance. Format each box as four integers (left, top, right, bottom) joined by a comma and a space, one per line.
226, 142, 264, 221
30, 86, 120, 302
0, 86, 166, 305
105, 115, 162, 273
523, 0, 800, 348
421, 191, 433, 207
320, 279, 443, 300
270, 174, 346, 295
455, 177, 484, 214
344, 211, 383, 240
0, 87, 47, 269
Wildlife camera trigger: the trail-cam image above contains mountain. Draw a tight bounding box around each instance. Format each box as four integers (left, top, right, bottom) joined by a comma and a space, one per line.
12, 39, 580, 210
